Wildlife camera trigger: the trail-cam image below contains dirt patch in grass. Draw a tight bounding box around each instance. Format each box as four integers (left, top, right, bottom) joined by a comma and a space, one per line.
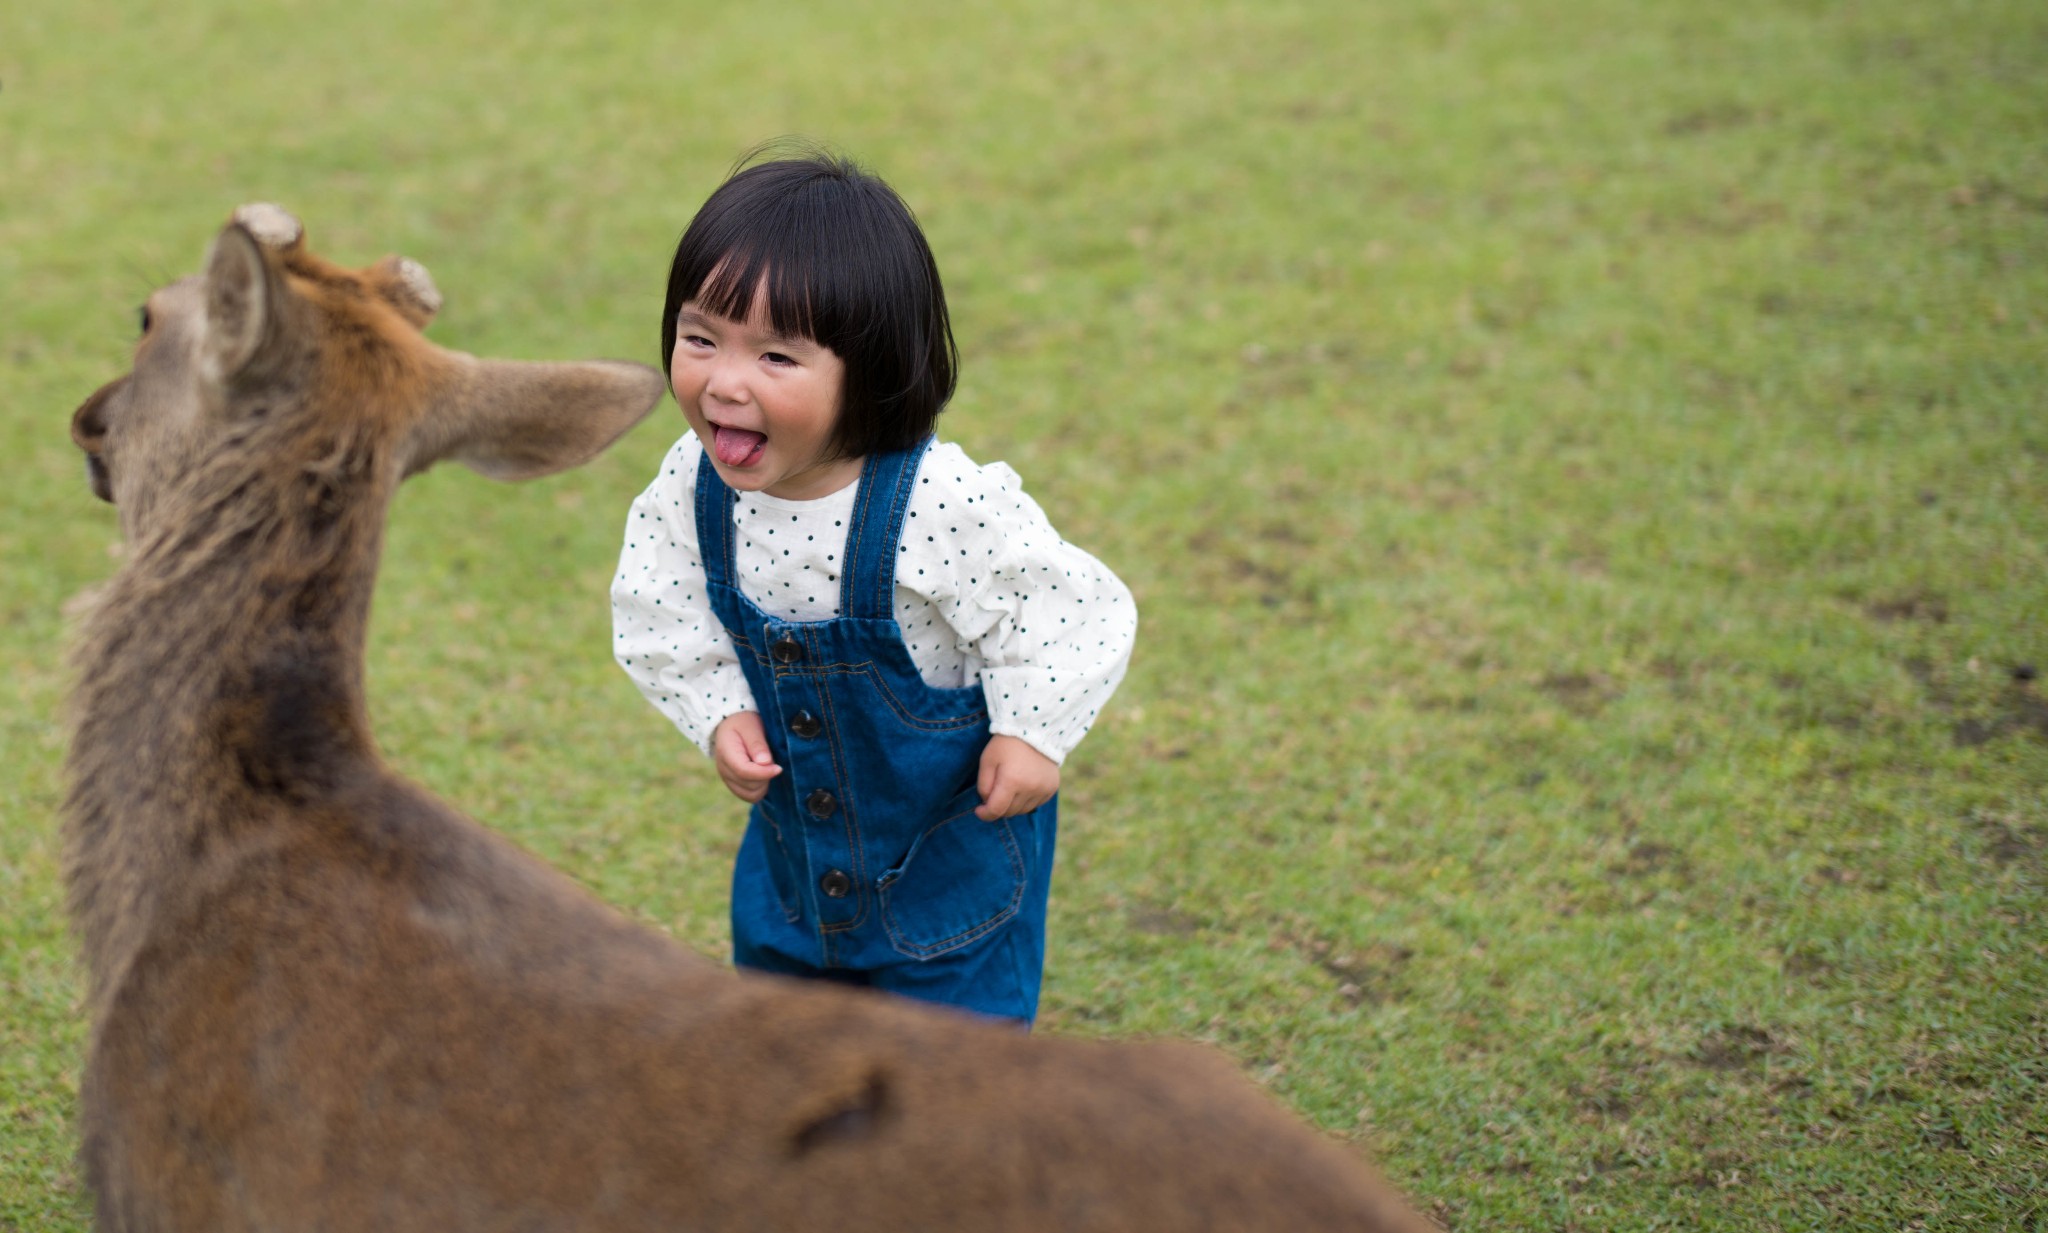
1899, 657, 2047, 747
1126, 903, 1203, 937
1806, 863, 1882, 890
1573, 1081, 1644, 1121
1611, 840, 1689, 880
1539, 670, 1618, 714
1422, 1196, 1462, 1231
1865, 591, 1949, 623
1982, 825, 2043, 865
1225, 554, 1300, 609
1767, 1072, 1816, 1115
1180, 527, 1322, 611
1781, 945, 1837, 983
1664, 103, 1773, 136
1902, 655, 1952, 705
1968, 812, 2045, 872
1283, 930, 1412, 1007
1770, 670, 1876, 734
1687, 1024, 1791, 1072
1566, 1040, 1666, 1121
1648, 656, 1718, 701
1952, 685, 2048, 748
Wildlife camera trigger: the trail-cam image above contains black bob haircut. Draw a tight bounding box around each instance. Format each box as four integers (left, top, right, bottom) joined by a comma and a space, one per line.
661, 150, 958, 461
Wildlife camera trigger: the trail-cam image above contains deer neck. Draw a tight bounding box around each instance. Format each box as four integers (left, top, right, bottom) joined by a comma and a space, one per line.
64, 418, 398, 1005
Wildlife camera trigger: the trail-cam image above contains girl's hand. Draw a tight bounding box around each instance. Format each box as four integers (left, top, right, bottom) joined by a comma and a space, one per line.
976, 735, 1060, 820
711, 712, 782, 803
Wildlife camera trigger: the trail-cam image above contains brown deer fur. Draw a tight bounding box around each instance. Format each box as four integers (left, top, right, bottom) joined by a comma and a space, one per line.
64, 207, 1434, 1232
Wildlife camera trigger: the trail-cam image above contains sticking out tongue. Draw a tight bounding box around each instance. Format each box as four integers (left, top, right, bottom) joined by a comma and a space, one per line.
713, 426, 767, 467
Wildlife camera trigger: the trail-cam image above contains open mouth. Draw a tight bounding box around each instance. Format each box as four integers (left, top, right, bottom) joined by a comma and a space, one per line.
711, 425, 767, 467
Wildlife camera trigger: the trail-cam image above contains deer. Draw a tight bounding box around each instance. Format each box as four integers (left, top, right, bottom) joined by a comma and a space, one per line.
62, 205, 1436, 1232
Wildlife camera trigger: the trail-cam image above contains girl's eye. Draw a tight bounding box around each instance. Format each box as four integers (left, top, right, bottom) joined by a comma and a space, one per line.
762, 352, 794, 366
682, 334, 713, 349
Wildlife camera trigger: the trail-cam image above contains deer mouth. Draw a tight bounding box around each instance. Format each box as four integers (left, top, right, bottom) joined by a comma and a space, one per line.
84, 453, 113, 503
73, 377, 121, 503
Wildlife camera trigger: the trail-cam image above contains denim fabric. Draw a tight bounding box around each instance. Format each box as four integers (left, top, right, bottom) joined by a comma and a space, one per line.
696, 439, 1057, 1024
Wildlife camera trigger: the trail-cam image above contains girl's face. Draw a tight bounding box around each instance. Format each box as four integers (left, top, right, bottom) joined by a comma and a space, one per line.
670, 293, 857, 501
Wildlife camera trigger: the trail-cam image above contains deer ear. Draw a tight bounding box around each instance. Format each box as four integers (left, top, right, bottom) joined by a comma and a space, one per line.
409, 358, 665, 481
201, 223, 280, 382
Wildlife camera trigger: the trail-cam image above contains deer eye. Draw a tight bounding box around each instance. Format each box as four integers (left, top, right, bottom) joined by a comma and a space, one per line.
138, 305, 153, 336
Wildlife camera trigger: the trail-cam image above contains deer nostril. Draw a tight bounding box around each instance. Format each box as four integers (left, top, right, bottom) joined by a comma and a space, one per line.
73, 377, 122, 450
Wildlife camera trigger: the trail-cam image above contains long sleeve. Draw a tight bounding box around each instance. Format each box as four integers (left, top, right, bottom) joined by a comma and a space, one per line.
610, 438, 758, 755
895, 447, 1138, 766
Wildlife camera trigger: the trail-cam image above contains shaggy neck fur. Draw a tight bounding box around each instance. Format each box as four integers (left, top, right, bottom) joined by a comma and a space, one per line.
64, 410, 398, 1015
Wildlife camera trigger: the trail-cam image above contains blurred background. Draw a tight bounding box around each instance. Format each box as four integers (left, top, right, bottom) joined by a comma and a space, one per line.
3, 0, 2042, 1227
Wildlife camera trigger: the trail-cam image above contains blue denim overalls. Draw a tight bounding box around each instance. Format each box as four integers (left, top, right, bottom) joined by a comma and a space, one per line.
695, 438, 1057, 1023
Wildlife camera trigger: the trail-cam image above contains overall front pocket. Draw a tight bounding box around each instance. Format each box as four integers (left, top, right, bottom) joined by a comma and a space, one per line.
876, 788, 1026, 960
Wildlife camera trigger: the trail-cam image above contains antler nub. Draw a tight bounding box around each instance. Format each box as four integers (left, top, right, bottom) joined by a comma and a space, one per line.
392, 258, 443, 318
232, 203, 304, 250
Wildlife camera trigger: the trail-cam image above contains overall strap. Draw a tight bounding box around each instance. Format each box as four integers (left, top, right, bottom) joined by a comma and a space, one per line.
692, 442, 738, 591
839, 437, 932, 621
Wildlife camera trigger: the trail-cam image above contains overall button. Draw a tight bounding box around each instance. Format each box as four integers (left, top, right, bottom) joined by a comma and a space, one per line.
819, 870, 853, 899
806, 789, 838, 819
789, 710, 822, 739
771, 637, 804, 664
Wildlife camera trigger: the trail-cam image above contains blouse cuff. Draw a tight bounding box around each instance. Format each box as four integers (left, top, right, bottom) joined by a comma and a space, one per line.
981, 666, 1091, 766
690, 700, 756, 759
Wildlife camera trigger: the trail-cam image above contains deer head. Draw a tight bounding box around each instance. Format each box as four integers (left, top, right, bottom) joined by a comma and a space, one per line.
70, 203, 663, 538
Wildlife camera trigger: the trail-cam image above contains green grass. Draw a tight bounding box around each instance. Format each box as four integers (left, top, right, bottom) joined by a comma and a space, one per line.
4, 0, 2045, 1227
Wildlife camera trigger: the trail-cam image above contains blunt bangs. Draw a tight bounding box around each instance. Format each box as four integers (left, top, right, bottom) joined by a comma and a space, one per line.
662, 153, 958, 460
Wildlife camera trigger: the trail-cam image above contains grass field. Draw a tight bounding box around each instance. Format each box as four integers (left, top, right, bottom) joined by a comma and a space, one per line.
3, 0, 2044, 1227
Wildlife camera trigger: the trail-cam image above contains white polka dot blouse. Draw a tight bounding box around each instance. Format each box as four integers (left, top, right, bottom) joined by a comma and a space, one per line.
611, 433, 1137, 766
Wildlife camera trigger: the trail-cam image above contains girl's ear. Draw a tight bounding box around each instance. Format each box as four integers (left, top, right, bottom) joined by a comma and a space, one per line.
405, 357, 666, 481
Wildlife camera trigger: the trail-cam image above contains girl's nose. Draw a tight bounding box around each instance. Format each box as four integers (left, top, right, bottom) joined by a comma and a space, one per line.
703, 356, 750, 405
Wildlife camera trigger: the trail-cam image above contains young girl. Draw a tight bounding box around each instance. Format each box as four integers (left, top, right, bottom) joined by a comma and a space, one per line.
611, 153, 1136, 1025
